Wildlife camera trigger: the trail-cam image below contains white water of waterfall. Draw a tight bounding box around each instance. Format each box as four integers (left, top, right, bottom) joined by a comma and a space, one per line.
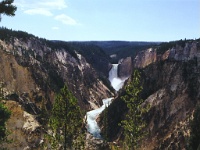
86, 64, 127, 138
109, 64, 127, 91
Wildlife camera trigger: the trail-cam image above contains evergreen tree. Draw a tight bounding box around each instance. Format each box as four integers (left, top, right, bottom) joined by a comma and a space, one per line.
0, 82, 4, 100
187, 105, 200, 150
103, 106, 109, 142
49, 85, 84, 150
38, 98, 49, 126
0, 0, 17, 21
120, 70, 149, 150
0, 102, 11, 143
0, 81, 11, 145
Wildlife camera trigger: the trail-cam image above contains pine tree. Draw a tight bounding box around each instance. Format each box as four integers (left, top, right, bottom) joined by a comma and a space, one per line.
120, 70, 149, 150
38, 98, 49, 126
0, 102, 11, 143
0, 82, 4, 100
103, 106, 109, 142
49, 85, 84, 150
187, 105, 200, 150
0, 0, 17, 21
0, 81, 11, 147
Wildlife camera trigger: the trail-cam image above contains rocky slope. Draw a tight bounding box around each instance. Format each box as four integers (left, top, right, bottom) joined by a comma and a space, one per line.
101, 39, 200, 149
0, 30, 114, 110
1, 27, 200, 149
140, 59, 200, 149
134, 40, 200, 68
2, 100, 43, 150
118, 57, 133, 78
134, 48, 157, 68
0, 28, 114, 149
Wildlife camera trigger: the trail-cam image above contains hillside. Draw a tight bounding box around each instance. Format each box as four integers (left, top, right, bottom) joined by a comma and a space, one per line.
0, 27, 200, 149
100, 38, 200, 149
0, 28, 115, 149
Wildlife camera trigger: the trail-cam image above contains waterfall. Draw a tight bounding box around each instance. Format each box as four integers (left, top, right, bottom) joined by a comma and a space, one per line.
109, 64, 127, 91
86, 64, 128, 138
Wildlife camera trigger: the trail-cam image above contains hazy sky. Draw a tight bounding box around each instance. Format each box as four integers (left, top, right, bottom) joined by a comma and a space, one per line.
1, 0, 199, 41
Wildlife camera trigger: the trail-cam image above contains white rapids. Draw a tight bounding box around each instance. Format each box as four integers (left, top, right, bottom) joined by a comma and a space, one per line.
86, 64, 128, 138
86, 98, 113, 138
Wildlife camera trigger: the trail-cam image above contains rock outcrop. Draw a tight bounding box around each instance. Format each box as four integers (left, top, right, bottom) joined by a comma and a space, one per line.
118, 57, 132, 78
168, 41, 200, 61
2, 100, 44, 150
140, 60, 200, 149
134, 48, 157, 68
134, 41, 200, 68
85, 133, 109, 150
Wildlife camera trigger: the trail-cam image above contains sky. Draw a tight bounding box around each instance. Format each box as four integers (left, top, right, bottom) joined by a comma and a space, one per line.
0, 0, 199, 41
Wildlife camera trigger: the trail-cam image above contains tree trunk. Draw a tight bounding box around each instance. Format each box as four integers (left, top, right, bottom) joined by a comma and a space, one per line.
64, 123, 67, 150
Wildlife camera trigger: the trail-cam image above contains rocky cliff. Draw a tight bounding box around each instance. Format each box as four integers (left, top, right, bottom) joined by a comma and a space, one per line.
134, 40, 200, 68
134, 48, 157, 68
116, 40, 200, 89
168, 41, 200, 61
0, 33, 114, 111
0, 29, 114, 149
102, 39, 200, 149
118, 57, 133, 78
2, 100, 44, 150
140, 59, 200, 149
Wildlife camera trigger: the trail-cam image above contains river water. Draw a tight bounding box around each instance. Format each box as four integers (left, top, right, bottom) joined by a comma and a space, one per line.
86, 64, 127, 138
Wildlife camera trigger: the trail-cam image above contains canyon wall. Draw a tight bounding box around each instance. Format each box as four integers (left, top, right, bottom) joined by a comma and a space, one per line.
103, 40, 200, 149
0, 37, 114, 110
0, 34, 114, 149
134, 41, 200, 68
118, 57, 132, 78
140, 59, 200, 149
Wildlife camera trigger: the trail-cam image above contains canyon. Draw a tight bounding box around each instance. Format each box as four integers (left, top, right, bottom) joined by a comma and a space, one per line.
0, 28, 200, 149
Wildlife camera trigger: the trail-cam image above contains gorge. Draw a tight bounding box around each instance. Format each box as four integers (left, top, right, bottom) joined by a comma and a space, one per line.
0, 28, 200, 149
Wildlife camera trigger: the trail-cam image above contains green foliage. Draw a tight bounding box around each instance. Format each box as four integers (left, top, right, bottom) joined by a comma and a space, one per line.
187, 105, 200, 150
0, 27, 35, 41
156, 41, 176, 55
49, 85, 84, 149
0, 0, 17, 20
103, 106, 109, 142
0, 102, 11, 143
37, 98, 49, 126
120, 70, 149, 150
0, 82, 4, 100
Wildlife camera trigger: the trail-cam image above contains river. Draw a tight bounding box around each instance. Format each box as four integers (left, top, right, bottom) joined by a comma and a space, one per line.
86, 64, 128, 138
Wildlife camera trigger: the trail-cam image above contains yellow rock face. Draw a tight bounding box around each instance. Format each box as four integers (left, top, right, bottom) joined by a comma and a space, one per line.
2, 100, 43, 150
